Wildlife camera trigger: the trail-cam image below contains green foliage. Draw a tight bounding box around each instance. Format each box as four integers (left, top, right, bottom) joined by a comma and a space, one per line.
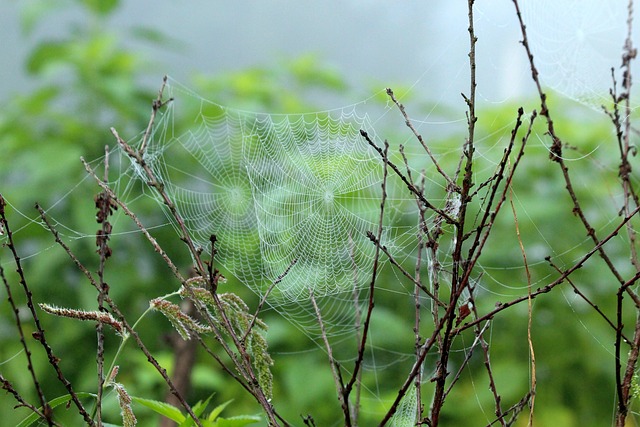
133, 395, 260, 427
16, 392, 97, 427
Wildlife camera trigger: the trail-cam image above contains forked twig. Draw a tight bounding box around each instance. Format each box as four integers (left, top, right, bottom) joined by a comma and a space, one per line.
242, 257, 298, 344
108, 78, 281, 424
35, 204, 204, 427
0, 373, 53, 424
309, 290, 351, 425
360, 129, 457, 225
1, 195, 92, 426
387, 88, 455, 188
346, 140, 390, 416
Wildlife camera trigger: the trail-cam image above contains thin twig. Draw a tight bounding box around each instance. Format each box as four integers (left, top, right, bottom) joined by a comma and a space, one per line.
35, 204, 204, 427
347, 140, 389, 406
242, 257, 298, 344
547, 258, 629, 342
1, 194, 91, 426
360, 130, 457, 225
348, 232, 363, 424
0, 373, 57, 424
366, 231, 445, 307
443, 321, 490, 398
387, 88, 455, 188
509, 183, 535, 425
469, 299, 505, 426
413, 173, 426, 421
310, 290, 351, 426
0, 264, 57, 426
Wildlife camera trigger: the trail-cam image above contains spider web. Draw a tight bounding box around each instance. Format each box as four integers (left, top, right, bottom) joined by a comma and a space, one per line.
520, 0, 638, 109
124, 79, 426, 335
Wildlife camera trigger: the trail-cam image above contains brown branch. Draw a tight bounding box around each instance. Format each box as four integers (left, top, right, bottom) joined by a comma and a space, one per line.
310, 290, 351, 426
0, 373, 56, 425
387, 88, 456, 189
347, 140, 389, 402
109, 78, 280, 424
35, 204, 204, 427
360, 129, 457, 225
454, 204, 640, 335
1, 194, 91, 426
547, 258, 629, 342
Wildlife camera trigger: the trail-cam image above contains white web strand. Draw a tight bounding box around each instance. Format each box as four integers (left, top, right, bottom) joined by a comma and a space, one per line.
520, 0, 636, 109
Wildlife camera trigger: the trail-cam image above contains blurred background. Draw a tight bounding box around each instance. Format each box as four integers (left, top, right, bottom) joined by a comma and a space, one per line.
0, 1, 535, 107
1, 1, 639, 426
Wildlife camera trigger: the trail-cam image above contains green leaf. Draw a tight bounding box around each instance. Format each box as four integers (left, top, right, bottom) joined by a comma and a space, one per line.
17, 392, 96, 427
192, 395, 214, 418
130, 26, 187, 50
180, 394, 215, 427
132, 396, 185, 423
216, 415, 262, 427
26, 41, 71, 75
80, 0, 119, 15
207, 399, 232, 421
20, 1, 65, 35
